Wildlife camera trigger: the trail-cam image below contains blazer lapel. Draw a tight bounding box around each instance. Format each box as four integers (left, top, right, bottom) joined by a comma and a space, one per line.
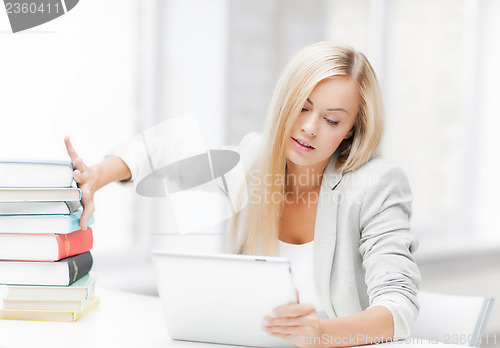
313, 153, 343, 318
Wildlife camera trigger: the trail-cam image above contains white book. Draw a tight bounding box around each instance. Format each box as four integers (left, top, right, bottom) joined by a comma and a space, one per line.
0, 273, 96, 300
0, 201, 81, 215
0, 187, 81, 202
0, 160, 74, 188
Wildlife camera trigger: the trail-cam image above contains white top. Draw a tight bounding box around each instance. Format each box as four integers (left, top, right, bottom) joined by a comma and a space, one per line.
278, 240, 328, 319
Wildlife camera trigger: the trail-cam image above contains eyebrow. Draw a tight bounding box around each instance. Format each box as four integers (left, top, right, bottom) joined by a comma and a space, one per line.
306, 98, 349, 115
326, 107, 349, 114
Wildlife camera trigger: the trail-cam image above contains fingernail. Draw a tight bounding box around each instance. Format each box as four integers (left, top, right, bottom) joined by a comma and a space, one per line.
270, 311, 277, 318
262, 318, 269, 326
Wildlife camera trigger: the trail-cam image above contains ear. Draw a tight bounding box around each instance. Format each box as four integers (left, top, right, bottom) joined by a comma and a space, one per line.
344, 127, 354, 140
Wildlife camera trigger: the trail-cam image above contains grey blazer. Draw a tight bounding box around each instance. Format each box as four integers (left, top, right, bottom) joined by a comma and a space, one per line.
234, 132, 421, 341
116, 131, 421, 341
316, 150, 420, 340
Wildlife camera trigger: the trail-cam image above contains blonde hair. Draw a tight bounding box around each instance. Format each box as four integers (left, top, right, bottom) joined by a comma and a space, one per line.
229, 42, 384, 256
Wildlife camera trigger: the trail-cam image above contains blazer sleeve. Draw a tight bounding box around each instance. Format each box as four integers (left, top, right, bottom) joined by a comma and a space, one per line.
358, 163, 421, 341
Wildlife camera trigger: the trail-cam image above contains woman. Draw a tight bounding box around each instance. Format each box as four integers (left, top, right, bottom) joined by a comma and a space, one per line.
65, 42, 420, 347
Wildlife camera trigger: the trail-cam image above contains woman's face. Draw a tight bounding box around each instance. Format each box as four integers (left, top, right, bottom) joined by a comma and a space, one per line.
285, 76, 360, 169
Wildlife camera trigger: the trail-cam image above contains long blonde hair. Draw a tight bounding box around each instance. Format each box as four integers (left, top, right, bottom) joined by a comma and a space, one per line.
229, 42, 384, 256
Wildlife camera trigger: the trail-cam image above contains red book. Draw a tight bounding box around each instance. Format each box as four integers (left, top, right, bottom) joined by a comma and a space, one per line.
0, 228, 93, 261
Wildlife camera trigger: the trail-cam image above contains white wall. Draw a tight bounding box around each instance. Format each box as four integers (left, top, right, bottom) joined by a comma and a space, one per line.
0, 0, 139, 254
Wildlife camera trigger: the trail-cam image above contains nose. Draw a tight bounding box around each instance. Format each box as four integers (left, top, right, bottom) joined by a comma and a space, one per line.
301, 113, 317, 136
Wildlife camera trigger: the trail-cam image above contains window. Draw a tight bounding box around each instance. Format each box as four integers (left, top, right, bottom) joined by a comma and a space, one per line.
327, 0, 500, 258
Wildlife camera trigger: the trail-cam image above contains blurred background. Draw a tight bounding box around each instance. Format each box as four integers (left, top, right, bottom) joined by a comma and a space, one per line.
1, 0, 499, 343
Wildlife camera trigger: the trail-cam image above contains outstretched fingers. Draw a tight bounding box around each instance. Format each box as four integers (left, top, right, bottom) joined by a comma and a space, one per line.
73, 169, 90, 185
79, 189, 95, 230
65, 137, 88, 171
65, 136, 94, 230
64, 136, 79, 164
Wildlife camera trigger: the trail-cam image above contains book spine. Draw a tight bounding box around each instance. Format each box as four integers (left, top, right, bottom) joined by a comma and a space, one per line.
68, 214, 81, 232
66, 251, 93, 285
64, 200, 82, 214
68, 211, 94, 232
55, 228, 93, 260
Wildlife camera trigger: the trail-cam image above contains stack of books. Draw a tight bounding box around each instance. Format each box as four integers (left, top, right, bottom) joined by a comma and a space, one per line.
0, 160, 99, 322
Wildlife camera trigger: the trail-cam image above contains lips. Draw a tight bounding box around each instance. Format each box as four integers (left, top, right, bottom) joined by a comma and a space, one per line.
292, 137, 315, 149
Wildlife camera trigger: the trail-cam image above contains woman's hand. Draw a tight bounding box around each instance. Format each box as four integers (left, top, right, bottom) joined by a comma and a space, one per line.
64, 136, 97, 231
262, 303, 325, 348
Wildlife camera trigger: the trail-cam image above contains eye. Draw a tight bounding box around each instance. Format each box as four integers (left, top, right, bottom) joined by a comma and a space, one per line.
325, 118, 339, 126
301, 108, 309, 112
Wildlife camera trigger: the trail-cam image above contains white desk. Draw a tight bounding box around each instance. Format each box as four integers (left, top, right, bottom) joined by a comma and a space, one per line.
0, 288, 464, 348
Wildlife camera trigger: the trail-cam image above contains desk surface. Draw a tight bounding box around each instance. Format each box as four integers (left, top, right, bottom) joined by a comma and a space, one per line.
0, 288, 464, 348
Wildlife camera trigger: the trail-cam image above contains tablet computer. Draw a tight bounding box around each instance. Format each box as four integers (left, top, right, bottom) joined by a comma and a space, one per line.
152, 250, 297, 348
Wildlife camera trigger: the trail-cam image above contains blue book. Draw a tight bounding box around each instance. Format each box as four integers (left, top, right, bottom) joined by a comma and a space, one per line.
0, 160, 74, 188
0, 210, 94, 234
